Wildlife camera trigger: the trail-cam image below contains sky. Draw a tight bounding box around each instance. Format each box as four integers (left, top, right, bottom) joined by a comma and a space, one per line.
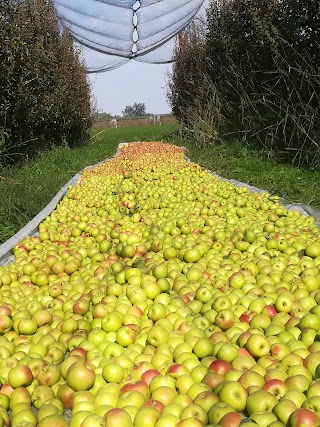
88, 59, 173, 116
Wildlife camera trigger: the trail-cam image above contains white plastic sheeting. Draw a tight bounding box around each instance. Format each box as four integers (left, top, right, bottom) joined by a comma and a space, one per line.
55, 0, 207, 72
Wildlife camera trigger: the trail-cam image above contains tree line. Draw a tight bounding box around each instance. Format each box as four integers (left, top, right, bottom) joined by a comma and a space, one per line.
0, 0, 92, 165
167, 0, 320, 167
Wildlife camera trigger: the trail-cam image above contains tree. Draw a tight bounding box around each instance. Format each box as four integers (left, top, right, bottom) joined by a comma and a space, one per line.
0, 0, 92, 163
122, 103, 147, 117
92, 109, 114, 121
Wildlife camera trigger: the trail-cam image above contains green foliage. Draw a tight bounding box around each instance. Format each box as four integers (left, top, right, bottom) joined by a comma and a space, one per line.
93, 111, 115, 121
167, 0, 320, 166
122, 103, 147, 117
0, 0, 92, 164
170, 135, 320, 210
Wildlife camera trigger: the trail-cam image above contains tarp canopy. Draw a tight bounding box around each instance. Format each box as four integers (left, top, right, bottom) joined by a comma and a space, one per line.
55, 0, 207, 72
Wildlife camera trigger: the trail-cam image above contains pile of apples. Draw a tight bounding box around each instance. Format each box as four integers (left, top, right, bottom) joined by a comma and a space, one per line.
0, 141, 320, 426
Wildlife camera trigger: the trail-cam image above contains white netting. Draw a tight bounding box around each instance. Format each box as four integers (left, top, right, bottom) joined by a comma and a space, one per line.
55, 0, 207, 72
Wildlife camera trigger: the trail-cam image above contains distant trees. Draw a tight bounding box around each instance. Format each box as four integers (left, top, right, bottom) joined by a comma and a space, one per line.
0, 0, 92, 164
122, 103, 147, 117
93, 110, 114, 121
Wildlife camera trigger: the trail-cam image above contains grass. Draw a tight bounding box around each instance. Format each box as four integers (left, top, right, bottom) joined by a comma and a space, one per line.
171, 136, 320, 210
0, 124, 178, 244
1, 123, 319, 245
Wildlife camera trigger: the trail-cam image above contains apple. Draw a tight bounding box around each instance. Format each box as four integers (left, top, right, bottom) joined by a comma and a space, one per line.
218, 382, 247, 412
263, 379, 287, 399
209, 359, 232, 375
8, 365, 33, 388
273, 399, 298, 425
288, 408, 320, 427
214, 309, 235, 330
116, 326, 138, 347
31, 385, 56, 410
180, 403, 208, 425
246, 334, 271, 358
208, 402, 236, 425
147, 325, 169, 347
37, 414, 69, 427
250, 411, 278, 426
141, 369, 161, 385
246, 389, 278, 415
154, 414, 180, 427
37, 366, 61, 387
102, 362, 125, 384
302, 396, 320, 417
133, 407, 160, 427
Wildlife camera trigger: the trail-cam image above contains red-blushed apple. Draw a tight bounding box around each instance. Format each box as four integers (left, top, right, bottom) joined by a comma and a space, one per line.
57, 384, 75, 409
167, 363, 190, 379
0, 383, 14, 398
121, 380, 150, 400
288, 408, 320, 427
141, 369, 161, 385
131, 362, 154, 379
263, 379, 287, 399
240, 311, 256, 323
214, 309, 235, 330
0, 316, 12, 334
262, 305, 278, 318
219, 411, 243, 427
209, 359, 232, 375
69, 347, 87, 359
8, 365, 33, 388
238, 347, 254, 358
202, 372, 224, 389
143, 399, 164, 413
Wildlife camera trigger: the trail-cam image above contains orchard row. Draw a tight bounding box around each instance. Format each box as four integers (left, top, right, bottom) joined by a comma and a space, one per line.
0, 142, 320, 426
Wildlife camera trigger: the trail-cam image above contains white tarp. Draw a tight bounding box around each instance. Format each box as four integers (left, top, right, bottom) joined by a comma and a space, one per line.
55, 0, 207, 71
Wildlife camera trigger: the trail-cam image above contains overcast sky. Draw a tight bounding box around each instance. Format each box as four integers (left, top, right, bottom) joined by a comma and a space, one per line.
88, 59, 173, 116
